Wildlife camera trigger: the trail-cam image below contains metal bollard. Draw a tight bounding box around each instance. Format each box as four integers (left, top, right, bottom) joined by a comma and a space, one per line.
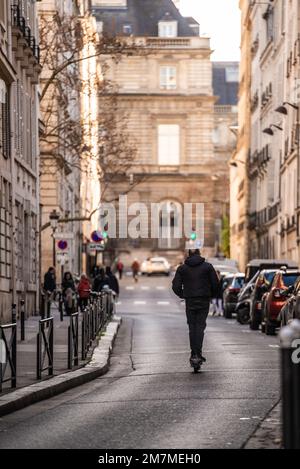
20, 299, 25, 341
12, 303, 17, 323
280, 320, 300, 449
59, 292, 64, 321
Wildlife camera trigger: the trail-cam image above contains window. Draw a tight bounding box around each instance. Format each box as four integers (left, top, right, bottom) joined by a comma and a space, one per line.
159, 21, 178, 38
160, 66, 177, 90
0, 179, 11, 279
225, 66, 239, 83
123, 24, 132, 35
158, 124, 180, 165
0, 80, 10, 159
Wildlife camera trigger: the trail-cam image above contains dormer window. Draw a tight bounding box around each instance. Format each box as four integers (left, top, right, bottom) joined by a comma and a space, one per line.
159, 21, 178, 38
158, 12, 178, 38
123, 24, 132, 35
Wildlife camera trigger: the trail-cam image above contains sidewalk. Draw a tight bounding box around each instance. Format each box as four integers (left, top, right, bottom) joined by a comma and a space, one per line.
2, 303, 93, 394
244, 401, 282, 449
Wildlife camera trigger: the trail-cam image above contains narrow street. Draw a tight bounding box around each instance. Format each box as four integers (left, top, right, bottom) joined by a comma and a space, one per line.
0, 275, 280, 449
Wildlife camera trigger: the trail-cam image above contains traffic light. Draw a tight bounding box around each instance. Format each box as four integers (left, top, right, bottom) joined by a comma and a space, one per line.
190, 232, 197, 241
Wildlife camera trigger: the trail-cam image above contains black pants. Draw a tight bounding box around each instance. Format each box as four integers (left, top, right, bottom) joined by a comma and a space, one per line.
186, 298, 210, 357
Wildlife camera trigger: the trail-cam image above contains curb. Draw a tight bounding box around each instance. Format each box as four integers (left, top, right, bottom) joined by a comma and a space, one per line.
243, 400, 282, 449
0, 316, 122, 418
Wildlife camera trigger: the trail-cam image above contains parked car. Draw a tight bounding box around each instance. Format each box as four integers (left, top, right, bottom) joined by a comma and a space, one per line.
244, 259, 298, 284
236, 271, 260, 324
279, 277, 300, 327
141, 257, 171, 276
262, 270, 300, 335
249, 269, 278, 330
223, 273, 245, 319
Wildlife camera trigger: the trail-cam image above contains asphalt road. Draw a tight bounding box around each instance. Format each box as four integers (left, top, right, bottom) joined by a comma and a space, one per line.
0, 274, 280, 449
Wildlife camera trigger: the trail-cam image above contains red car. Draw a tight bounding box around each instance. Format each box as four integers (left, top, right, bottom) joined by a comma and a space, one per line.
262, 269, 300, 335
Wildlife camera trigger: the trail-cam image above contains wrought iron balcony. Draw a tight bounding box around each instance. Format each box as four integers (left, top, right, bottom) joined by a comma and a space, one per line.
11, 5, 40, 65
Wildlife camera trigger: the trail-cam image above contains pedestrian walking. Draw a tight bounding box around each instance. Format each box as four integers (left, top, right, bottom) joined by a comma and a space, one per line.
92, 267, 110, 292
77, 273, 91, 311
62, 271, 76, 315
105, 266, 120, 296
211, 270, 224, 317
172, 249, 219, 369
116, 260, 124, 280
131, 259, 140, 283
43, 267, 56, 294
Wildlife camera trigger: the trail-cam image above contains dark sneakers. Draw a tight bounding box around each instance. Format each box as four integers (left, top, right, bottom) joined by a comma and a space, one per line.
190, 353, 206, 366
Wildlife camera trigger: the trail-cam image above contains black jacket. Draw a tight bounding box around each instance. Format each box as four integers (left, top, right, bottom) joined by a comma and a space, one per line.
93, 275, 110, 293
172, 255, 220, 300
44, 271, 56, 292
107, 273, 119, 295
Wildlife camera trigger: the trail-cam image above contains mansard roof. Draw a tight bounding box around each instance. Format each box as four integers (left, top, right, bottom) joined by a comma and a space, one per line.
92, 0, 199, 37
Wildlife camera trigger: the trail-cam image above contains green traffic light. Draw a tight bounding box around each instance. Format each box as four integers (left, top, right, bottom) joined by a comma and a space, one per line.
190, 232, 197, 241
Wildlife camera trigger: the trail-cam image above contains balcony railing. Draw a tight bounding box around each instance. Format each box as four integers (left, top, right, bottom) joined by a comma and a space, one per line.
249, 203, 279, 230
11, 5, 40, 63
146, 38, 191, 48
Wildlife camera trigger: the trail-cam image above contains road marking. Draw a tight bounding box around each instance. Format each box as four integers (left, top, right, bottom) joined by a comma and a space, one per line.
156, 286, 166, 290
157, 301, 170, 305
240, 418, 251, 421
134, 301, 146, 305
141, 286, 149, 290
126, 286, 135, 290
269, 345, 280, 348
116, 301, 122, 305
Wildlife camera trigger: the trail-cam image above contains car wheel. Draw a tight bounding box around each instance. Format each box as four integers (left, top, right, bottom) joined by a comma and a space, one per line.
224, 305, 232, 319
237, 307, 249, 324
266, 321, 276, 336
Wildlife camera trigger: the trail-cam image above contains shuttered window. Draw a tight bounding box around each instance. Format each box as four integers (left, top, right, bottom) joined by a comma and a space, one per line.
0, 178, 11, 279
0, 81, 10, 159
158, 124, 180, 165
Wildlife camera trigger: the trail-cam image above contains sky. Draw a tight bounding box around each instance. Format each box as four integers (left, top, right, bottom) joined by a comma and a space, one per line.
179, 0, 241, 62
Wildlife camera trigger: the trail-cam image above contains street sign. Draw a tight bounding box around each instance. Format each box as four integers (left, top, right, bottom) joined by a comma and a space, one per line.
53, 233, 74, 240
91, 230, 104, 243
88, 243, 105, 252
57, 240, 68, 250
56, 251, 69, 265
185, 239, 203, 250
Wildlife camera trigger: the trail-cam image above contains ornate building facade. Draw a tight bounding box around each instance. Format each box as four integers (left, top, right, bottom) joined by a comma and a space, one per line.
92, 0, 234, 265
0, 0, 40, 323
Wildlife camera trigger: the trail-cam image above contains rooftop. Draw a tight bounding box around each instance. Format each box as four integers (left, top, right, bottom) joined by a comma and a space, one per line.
91, 0, 199, 37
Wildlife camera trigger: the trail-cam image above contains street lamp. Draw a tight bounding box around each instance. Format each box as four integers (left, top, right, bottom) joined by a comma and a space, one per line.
262, 124, 283, 136
275, 102, 299, 115
275, 101, 300, 246
230, 159, 246, 167
49, 209, 60, 267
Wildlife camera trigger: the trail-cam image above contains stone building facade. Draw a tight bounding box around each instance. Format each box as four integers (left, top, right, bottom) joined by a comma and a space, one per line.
230, 0, 252, 272
0, 0, 40, 323
234, 0, 300, 269
38, 0, 86, 282
92, 0, 234, 265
